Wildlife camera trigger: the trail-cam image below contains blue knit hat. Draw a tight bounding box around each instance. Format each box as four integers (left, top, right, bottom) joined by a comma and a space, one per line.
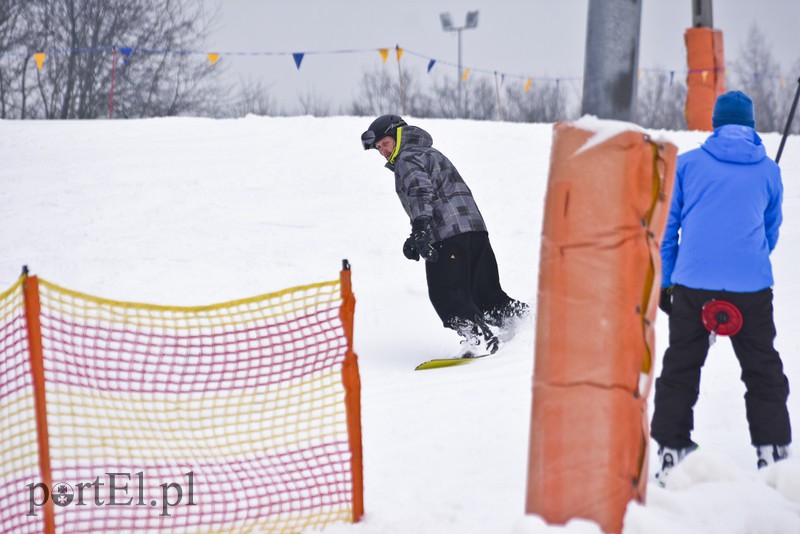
712, 90, 755, 128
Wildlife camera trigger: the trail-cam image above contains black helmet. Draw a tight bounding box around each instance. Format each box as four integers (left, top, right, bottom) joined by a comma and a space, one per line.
361, 114, 407, 150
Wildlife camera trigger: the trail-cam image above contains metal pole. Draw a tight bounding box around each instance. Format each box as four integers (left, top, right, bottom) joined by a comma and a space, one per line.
494, 71, 504, 121
457, 28, 463, 118
776, 76, 800, 164
692, 0, 714, 27
581, 0, 643, 121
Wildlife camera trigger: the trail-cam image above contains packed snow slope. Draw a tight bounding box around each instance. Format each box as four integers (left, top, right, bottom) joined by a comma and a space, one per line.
2, 116, 799, 533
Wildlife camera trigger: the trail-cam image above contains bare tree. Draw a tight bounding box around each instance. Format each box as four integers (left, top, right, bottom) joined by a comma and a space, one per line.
731, 24, 784, 133
428, 76, 499, 120
296, 89, 331, 117
229, 77, 283, 117
348, 65, 434, 117
774, 59, 800, 136
504, 80, 569, 123
2, 0, 223, 119
637, 70, 687, 130
429, 77, 459, 118
463, 77, 497, 120
348, 66, 401, 116
0, 0, 34, 118
107, 0, 224, 118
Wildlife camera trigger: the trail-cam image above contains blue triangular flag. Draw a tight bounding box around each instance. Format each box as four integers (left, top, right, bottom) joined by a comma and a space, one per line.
119, 47, 132, 66
427, 59, 436, 73
293, 53, 304, 70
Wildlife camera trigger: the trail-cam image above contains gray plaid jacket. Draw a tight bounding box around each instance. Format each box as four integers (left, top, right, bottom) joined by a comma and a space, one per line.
385, 125, 487, 242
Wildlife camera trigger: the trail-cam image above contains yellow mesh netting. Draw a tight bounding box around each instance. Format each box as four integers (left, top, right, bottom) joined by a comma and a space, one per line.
1, 275, 361, 533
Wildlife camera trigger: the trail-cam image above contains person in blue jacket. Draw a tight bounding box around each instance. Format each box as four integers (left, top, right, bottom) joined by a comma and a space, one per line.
651, 90, 791, 485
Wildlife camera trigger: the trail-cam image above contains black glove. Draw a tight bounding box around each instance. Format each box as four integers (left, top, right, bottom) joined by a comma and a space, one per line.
410, 216, 439, 263
659, 286, 673, 315
403, 235, 420, 261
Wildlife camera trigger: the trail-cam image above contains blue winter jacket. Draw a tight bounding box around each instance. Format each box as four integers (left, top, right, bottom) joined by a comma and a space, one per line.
661, 125, 783, 292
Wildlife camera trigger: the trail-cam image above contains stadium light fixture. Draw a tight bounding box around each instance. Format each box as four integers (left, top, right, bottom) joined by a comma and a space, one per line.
465, 10, 479, 29
440, 13, 453, 31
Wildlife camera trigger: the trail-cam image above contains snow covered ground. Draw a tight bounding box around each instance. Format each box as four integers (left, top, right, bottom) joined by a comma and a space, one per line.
2, 115, 799, 533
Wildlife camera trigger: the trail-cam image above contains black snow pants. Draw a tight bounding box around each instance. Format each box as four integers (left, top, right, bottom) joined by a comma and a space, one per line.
425, 231, 513, 329
651, 285, 791, 449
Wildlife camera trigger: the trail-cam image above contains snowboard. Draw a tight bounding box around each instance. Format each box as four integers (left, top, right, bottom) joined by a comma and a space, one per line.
415, 353, 492, 371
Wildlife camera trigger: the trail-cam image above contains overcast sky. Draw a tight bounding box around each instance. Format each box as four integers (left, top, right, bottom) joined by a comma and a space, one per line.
202, 0, 800, 113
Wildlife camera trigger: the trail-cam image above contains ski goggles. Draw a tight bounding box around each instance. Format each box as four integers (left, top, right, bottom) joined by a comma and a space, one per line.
361, 130, 377, 150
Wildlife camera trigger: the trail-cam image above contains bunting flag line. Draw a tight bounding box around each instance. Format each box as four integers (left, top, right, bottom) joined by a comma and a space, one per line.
33, 52, 45, 70
5, 43, 793, 96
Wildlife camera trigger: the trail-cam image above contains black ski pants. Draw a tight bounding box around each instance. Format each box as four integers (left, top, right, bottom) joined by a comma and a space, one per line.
651, 285, 791, 449
425, 231, 512, 328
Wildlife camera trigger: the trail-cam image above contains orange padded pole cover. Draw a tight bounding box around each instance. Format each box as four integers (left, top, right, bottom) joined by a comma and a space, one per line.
526, 121, 676, 533
685, 27, 725, 131
23, 275, 55, 534
340, 265, 364, 522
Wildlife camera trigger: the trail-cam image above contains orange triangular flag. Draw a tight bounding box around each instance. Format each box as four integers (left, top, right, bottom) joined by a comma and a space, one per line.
524, 78, 532, 93
395, 47, 404, 61
34, 52, 46, 70
378, 49, 389, 63
207, 53, 219, 65
461, 68, 470, 82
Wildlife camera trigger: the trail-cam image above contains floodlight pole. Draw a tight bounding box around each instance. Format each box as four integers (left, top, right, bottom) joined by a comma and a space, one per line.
441, 11, 478, 119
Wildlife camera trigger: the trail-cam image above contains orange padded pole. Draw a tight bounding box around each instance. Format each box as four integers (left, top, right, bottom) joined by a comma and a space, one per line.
23, 275, 55, 534
685, 27, 725, 131
339, 261, 364, 522
525, 122, 676, 533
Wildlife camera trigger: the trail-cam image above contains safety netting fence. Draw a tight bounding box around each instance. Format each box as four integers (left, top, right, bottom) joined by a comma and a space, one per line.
0, 265, 363, 533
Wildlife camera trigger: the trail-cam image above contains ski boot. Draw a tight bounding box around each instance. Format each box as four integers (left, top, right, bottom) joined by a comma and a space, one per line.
655, 443, 698, 488
450, 315, 500, 358
756, 444, 789, 469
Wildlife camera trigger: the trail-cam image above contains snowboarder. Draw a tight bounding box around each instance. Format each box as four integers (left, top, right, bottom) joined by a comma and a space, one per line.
652, 91, 791, 485
361, 114, 528, 357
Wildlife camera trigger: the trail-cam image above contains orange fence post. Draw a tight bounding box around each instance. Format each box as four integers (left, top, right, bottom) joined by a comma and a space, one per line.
685, 27, 725, 131
525, 122, 677, 533
339, 260, 364, 522
22, 274, 55, 534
